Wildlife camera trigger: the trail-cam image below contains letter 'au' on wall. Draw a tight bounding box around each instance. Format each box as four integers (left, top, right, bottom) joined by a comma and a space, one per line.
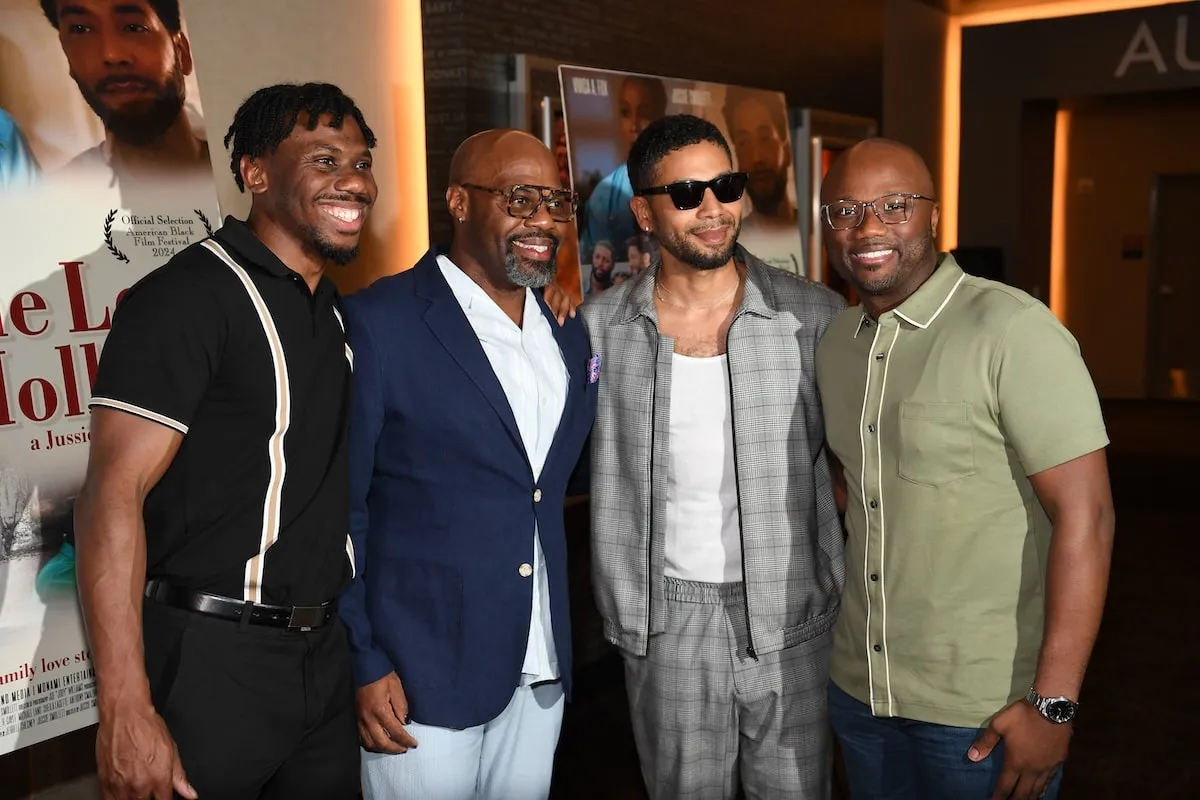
1114, 15, 1200, 78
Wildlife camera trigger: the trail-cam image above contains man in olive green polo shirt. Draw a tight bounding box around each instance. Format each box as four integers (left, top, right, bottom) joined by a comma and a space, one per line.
814, 139, 1115, 800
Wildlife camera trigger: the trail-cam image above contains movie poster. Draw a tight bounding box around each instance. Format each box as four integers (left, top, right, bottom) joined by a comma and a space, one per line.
0, 0, 219, 754
558, 65, 805, 298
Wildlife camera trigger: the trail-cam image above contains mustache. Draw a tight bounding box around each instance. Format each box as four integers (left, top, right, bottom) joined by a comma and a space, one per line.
95, 74, 159, 93
509, 232, 561, 247
850, 238, 900, 254
689, 217, 736, 235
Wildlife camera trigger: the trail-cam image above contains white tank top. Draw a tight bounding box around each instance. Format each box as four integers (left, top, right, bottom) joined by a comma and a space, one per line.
663, 353, 743, 583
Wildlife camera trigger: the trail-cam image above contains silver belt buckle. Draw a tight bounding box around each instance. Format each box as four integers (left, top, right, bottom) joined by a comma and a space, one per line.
286, 604, 325, 631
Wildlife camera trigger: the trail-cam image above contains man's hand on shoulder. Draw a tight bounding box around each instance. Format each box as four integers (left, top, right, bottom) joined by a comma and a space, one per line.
543, 281, 579, 326
356, 671, 419, 754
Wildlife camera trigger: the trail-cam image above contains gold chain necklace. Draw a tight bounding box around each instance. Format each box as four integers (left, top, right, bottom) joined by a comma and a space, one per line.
655, 274, 741, 310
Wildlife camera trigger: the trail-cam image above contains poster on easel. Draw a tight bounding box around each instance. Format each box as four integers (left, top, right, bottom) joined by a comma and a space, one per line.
0, 0, 219, 754
558, 65, 805, 299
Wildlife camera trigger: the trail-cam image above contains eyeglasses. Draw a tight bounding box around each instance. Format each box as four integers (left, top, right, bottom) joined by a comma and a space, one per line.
461, 183, 578, 223
821, 193, 936, 231
636, 172, 749, 211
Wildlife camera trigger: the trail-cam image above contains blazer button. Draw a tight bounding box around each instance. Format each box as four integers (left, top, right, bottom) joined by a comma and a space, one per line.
533, 488, 542, 503
518, 563, 533, 578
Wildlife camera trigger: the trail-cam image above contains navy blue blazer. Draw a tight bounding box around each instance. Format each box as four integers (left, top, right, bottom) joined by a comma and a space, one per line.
337, 249, 596, 730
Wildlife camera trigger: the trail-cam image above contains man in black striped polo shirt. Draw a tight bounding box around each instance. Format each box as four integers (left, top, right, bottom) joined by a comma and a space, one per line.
75, 83, 376, 800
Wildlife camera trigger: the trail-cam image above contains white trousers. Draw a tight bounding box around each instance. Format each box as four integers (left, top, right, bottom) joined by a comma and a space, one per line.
361, 681, 565, 800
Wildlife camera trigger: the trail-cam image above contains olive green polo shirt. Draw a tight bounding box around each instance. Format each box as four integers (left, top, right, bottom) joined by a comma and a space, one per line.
815, 254, 1108, 729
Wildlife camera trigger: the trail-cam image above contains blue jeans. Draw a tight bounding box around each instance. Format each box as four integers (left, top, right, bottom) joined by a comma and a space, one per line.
828, 682, 1063, 800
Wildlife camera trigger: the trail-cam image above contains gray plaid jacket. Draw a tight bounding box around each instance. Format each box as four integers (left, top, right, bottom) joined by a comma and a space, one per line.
579, 245, 848, 658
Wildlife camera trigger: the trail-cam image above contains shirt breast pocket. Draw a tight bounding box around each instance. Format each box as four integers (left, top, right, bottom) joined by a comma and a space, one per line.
898, 400, 976, 487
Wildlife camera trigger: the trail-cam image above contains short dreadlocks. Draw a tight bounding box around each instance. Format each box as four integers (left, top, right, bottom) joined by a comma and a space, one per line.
223, 83, 378, 192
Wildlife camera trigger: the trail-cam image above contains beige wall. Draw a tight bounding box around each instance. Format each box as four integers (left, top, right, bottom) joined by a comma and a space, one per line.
180, 0, 428, 294
1063, 95, 1200, 398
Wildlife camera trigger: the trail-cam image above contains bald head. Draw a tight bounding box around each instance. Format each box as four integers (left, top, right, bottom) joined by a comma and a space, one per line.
818, 137, 940, 312
820, 138, 935, 204
449, 128, 559, 188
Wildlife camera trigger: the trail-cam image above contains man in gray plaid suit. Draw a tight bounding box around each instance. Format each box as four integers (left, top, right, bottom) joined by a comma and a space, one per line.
578, 114, 847, 799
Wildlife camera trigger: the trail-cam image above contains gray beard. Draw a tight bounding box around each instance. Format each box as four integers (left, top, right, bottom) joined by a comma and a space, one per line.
504, 247, 558, 288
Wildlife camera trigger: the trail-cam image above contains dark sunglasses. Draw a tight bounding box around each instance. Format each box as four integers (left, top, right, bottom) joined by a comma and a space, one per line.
637, 172, 748, 210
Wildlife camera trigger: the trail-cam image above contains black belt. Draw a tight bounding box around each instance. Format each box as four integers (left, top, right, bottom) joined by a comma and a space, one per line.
144, 579, 335, 631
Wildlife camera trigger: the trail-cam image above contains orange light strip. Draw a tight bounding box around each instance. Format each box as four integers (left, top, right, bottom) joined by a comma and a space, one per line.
389, 0, 430, 270
939, 0, 1192, 251
941, 22, 962, 251
1050, 108, 1071, 322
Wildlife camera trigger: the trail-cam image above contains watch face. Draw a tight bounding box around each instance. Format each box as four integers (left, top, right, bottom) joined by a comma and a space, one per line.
1045, 699, 1076, 723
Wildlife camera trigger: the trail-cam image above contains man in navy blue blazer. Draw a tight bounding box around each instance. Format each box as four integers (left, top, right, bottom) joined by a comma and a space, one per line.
338, 129, 596, 800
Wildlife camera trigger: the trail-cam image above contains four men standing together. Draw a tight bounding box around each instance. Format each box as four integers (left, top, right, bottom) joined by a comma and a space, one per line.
74, 78, 1114, 800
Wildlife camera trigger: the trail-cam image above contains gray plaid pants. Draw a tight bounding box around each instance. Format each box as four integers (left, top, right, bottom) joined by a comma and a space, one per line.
621, 577, 833, 800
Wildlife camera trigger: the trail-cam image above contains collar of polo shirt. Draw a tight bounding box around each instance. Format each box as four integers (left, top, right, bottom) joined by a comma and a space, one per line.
854, 253, 968, 337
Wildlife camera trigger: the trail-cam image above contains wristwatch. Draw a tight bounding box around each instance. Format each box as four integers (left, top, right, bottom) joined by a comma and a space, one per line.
1025, 687, 1078, 724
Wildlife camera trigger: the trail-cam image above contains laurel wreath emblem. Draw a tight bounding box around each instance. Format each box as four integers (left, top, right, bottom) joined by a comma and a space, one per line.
103, 209, 130, 263
195, 209, 214, 237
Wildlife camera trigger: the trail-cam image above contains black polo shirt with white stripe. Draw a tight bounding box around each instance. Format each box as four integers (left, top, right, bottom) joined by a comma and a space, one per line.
89, 216, 353, 607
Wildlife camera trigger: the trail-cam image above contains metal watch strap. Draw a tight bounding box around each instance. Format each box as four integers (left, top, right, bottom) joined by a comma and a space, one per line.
1026, 687, 1079, 723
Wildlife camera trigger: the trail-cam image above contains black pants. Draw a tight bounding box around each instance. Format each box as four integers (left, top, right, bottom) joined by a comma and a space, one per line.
143, 600, 360, 799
